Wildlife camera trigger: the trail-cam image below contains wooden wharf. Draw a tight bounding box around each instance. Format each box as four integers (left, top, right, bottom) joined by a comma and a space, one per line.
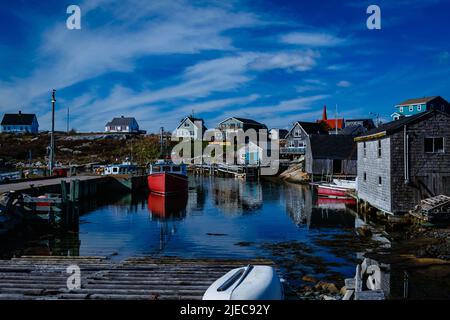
0, 256, 276, 300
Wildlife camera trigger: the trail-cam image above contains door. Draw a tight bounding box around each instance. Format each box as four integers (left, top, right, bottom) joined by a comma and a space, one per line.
332, 159, 342, 174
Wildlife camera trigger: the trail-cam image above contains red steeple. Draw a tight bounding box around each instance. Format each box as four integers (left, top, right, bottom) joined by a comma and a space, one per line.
322, 105, 327, 121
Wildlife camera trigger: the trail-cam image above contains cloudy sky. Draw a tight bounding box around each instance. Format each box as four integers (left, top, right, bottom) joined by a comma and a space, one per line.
0, 0, 449, 132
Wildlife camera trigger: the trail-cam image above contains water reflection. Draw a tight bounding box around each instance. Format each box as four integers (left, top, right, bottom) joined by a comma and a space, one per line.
210, 177, 263, 215
283, 182, 356, 229
147, 193, 187, 220
1, 177, 358, 265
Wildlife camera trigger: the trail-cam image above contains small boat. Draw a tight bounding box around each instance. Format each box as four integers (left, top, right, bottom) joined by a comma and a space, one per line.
102, 162, 137, 175
315, 178, 356, 199
148, 161, 188, 195
317, 184, 352, 198
203, 265, 284, 300
21, 193, 62, 212
332, 178, 357, 189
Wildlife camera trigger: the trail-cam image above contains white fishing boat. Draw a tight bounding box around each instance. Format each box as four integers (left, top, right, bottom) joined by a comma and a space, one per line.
203, 265, 284, 300
332, 178, 357, 190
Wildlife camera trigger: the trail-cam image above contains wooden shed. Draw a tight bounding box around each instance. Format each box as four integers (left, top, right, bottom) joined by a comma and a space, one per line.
305, 135, 357, 177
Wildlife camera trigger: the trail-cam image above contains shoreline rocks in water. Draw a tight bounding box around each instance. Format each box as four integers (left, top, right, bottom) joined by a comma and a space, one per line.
278, 161, 310, 183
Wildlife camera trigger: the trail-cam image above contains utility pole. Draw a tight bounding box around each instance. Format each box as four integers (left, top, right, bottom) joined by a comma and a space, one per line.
67, 106, 70, 134
49, 89, 56, 175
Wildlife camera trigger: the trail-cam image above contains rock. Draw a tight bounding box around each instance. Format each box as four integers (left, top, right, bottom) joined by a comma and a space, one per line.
356, 226, 373, 237
340, 286, 347, 295
302, 275, 318, 283
315, 281, 339, 294
302, 285, 313, 292
322, 295, 337, 300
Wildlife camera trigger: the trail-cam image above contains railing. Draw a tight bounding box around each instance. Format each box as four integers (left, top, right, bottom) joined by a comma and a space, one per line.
280, 147, 305, 154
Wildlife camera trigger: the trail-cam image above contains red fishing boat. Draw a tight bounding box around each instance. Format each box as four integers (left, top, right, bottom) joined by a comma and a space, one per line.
315, 179, 356, 199
147, 161, 188, 195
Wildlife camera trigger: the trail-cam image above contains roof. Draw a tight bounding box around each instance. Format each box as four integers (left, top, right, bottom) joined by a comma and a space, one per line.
339, 124, 366, 136
355, 110, 450, 141
296, 121, 328, 135
179, 116, 207, 131
278, 129, 289, 139
187, 116, 204, 123
309, 135, 357, 160
270, 128, 289, 139
396, 96, 438, 106
1, 113, 36, 126
232, 117, 266, 126
345, 118, 375, 124
106, 116, 137, 126
320, 118, 345, 130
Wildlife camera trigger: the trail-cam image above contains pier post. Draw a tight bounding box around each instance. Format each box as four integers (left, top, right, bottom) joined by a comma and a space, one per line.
69, 179, 80, 201
61, 180, 68, 202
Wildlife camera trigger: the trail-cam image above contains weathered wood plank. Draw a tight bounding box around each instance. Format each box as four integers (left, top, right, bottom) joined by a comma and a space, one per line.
0, 256, 278, 300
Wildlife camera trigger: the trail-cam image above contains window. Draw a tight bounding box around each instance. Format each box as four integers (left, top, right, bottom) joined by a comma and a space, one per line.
425, 137, 444, 153
378, 176, 382, 185
377, 140, 382, 158
184, 122, 189, 127
363, 172, 367, 181
399, 106, 404, 113
417, 105, 422, 111
363, 142, 367, 157
409, 105, 414, 112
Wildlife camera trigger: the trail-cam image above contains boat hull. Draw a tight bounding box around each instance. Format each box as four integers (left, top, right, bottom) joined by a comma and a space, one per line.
317, 185, 350, 198
147, 172, 188, 195
203, 266, 284, 300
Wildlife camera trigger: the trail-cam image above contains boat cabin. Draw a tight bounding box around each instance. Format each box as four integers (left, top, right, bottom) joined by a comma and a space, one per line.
149, 161, 187, 176
103, 163, 137, 175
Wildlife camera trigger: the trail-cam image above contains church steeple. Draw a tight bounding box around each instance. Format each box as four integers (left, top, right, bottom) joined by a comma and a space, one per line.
322, 105, 328, 121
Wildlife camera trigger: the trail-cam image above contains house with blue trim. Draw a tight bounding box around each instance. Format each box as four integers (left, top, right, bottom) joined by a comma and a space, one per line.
391, 96, 450, 120
1, 111, 39, 134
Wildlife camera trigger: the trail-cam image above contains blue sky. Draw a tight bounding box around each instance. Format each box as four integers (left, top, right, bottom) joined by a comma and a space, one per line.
0, 0, 449, 132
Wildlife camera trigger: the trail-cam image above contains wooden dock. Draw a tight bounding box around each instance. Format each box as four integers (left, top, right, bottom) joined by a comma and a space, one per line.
0, 256, 276, 300
0, 174, 147, 199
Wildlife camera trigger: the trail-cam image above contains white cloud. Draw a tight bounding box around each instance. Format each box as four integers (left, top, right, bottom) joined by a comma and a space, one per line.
249, 50, 319, 72
280, 32, 347, 47
296, 79, 327, 93
218, 94, 329, 120
0, 0, 261, 116
337, 80, 352, 87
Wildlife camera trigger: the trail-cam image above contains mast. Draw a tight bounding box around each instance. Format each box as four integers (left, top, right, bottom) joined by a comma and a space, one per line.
335, 104, 338, 135
49, 89, 56, 174
160, 126, 164, 157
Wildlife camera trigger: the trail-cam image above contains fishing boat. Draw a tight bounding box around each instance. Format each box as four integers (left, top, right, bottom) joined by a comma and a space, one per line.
315, 178, 356, 199
203, 265, 284, 300
21, 193, 62, 212
148, 160, 188, 195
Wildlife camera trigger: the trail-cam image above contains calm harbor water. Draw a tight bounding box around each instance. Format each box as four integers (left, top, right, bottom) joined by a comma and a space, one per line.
1, 176, 369, 292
